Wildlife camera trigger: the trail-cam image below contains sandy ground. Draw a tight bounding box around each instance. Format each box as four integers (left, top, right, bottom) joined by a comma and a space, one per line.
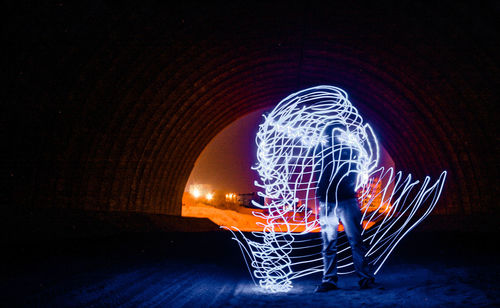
182, 201, 381, 233
182, 202, 265, 231
182, 202, 322, 232
2, 231, 498, 307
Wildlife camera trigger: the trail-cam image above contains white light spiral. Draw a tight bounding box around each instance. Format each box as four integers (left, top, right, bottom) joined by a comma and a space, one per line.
224, 85, 447, 293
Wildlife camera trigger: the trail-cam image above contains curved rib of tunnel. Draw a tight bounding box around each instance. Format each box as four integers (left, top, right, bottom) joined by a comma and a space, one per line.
7, 2, 497, 238
45, 48, 489, 218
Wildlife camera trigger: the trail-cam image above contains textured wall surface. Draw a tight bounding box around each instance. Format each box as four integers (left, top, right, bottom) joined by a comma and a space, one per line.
5, 1, 498, 220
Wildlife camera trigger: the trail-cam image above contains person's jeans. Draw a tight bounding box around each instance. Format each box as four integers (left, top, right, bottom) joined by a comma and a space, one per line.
319, 198, 374, 284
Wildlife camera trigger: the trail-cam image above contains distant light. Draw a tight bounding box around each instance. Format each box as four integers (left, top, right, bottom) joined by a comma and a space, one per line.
206, 193, 213, 200
192, 188, 201, 198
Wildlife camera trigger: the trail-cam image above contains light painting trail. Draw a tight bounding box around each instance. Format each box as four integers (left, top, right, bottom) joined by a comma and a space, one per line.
224, 86, 447, 293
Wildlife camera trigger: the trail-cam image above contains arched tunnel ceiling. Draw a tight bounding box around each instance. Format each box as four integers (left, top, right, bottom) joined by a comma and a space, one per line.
6, 1, 498, 217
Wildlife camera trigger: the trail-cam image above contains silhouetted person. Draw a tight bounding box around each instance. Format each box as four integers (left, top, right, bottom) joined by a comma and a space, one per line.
314, 124, 375, 292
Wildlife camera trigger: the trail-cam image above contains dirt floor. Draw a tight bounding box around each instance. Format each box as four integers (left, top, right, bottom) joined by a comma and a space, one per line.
1, 231, 498, 307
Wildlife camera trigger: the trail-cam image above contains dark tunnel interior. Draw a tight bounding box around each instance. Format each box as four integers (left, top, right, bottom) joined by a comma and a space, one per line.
5, 1, 498, 228
2, 1, 499, 305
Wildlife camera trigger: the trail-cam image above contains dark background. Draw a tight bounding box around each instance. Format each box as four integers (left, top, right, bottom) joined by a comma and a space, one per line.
3, 1, 499, 240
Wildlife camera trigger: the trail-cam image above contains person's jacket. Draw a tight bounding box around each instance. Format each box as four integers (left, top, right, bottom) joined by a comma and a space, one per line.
315, 125, 359, 202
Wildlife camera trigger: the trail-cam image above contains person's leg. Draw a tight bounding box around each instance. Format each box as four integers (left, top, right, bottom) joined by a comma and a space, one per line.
319, 201, 340, 285
338, 198, 374, 282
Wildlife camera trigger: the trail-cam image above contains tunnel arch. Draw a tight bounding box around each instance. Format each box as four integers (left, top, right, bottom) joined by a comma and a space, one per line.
61, 46, 480, 218
8, 2, 497, 222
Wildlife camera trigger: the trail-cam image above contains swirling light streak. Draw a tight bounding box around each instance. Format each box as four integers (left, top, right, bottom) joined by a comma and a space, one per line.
224, 85, 447, 293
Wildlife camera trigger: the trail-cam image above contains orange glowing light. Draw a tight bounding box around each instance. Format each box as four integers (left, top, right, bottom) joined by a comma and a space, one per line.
192, 188, 201, 198
226, 193, 236, 201
182, 177, 392, 233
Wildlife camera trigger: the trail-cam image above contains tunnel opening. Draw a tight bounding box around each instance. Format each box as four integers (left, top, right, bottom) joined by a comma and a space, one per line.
182, 106, 396, 232
181, 108, 269, 231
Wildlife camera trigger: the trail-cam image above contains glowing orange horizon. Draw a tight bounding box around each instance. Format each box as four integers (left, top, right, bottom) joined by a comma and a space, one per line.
182, 178, 391, 233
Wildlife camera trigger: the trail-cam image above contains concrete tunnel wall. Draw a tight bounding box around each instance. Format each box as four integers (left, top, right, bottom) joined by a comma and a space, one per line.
5, 2, 498, 224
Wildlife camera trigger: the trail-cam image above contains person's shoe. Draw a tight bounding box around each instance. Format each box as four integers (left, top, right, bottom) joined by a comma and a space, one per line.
314, 282, 339, 293
358, 277, 375, 289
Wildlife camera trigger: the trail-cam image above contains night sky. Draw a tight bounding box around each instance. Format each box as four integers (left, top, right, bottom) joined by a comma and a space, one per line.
186, 108, 268, 193
186, 103, 395, 194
